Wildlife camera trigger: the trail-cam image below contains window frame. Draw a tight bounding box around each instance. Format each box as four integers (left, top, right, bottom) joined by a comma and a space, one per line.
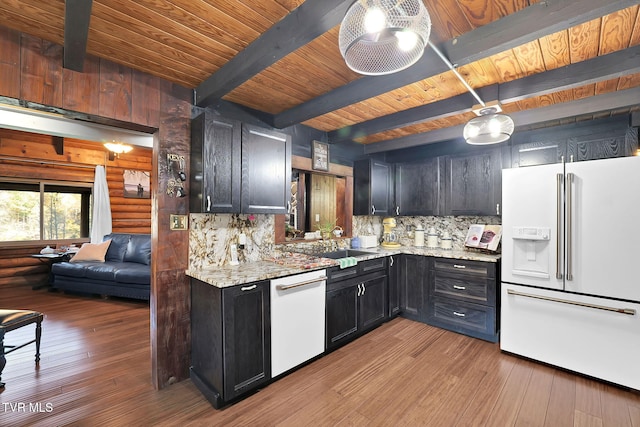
0, 177, 93, 247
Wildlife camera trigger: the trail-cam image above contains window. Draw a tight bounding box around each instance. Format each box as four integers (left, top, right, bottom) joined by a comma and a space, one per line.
0, 180, 92, 242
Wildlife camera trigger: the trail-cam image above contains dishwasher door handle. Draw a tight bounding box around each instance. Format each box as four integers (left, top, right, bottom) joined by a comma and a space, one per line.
276, 276, 328, 291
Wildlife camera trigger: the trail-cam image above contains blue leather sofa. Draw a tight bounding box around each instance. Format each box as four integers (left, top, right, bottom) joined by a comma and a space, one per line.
51, 233, 151, 301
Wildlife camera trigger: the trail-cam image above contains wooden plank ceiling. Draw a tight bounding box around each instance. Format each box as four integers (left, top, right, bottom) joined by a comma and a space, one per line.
0, 0, 639, 152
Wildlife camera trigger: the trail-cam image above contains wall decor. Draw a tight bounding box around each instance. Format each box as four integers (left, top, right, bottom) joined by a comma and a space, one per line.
123, 170, 151, 198
312, 140, 329, 171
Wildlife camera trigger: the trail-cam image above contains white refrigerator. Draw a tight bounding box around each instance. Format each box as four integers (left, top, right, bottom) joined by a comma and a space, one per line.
501, 155, 640, 390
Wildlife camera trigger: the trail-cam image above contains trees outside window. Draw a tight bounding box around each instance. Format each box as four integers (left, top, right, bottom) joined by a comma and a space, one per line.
0, 181, 92, 242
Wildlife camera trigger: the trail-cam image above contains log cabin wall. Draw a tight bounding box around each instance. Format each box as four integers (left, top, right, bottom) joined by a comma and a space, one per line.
0, 27, 191, 390
0, 128, 152, 288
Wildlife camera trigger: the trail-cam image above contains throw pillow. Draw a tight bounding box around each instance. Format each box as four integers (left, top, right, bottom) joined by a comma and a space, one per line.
70, 240, 112, 262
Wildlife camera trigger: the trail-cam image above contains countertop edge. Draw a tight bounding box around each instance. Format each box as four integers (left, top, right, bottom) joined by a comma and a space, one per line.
186, 247, 500, 289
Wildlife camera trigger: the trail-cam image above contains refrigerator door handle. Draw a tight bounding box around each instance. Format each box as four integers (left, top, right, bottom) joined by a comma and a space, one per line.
507, 289, 636, 315
556, 173, 563, 280
566, 173, 574, 281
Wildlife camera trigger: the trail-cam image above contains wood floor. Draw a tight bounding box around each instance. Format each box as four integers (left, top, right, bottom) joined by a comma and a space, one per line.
1, 286, 639, 427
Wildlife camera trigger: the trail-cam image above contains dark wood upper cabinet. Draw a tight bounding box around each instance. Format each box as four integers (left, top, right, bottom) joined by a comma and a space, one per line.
444, 148, 502, 216
241, 124, 292, 214
190, 114, 291, 214
395, 158, 440, 216
190, 112, 241, 213
354, 159, 394, 216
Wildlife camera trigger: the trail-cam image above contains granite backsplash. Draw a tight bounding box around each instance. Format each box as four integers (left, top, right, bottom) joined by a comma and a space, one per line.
189, 213, 501, 269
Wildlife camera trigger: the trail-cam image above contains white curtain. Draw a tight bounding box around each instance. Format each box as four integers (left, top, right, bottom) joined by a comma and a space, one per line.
90, 165, 112, 243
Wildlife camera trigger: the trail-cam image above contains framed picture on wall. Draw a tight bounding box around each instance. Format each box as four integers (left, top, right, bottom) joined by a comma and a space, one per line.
123, 170, 151, 198
312, 140, 329, 171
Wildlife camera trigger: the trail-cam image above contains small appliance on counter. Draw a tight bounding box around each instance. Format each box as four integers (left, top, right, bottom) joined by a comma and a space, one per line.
414, 224, 424, 247
381, 217, 401, 248
359, 235, 378, 248
426, 227, 438, 248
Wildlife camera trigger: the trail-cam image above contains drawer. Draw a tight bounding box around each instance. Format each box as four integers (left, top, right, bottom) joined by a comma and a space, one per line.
327, 257, 387, 283
426, 297, 497, 342
327, 265, 359, 282
432, 275, 489, 304
326, 271, 387, 292
358, 257, 387, 274
433, 258, 495, 279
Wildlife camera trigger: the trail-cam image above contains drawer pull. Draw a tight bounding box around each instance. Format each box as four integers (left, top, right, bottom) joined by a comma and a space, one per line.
453, 285, 466, 290
453, 311, 466, 317
240, 285, 257, 291
453, 264, 466, 269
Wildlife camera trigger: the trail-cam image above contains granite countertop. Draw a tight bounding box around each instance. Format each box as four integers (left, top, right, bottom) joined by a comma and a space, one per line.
186, 245, 501, 289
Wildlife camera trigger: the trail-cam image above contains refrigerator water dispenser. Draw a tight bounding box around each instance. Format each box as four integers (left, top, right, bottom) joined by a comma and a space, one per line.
511, 227, 551, 279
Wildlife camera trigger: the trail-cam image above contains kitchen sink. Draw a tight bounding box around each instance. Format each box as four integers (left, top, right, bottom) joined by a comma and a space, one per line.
316, 249, 375, 259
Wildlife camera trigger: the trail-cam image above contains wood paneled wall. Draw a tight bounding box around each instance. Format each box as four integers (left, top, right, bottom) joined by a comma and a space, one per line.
0, 128, 153, 233
0, 26, 191, 390
0, 128, 152, 288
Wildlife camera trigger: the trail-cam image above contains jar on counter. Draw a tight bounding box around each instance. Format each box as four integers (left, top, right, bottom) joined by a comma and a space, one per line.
426, 227, 438, 248
414, 225, 424, 247
440, 231, 453, 250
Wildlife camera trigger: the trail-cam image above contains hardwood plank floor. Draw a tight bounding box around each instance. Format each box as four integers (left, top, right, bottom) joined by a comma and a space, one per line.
1, 286, 639, 426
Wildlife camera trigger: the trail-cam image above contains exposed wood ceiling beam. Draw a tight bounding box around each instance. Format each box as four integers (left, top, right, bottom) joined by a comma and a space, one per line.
273, 0, 639, 129
63, 0, 93, 72
195, 0, 353, 108
329, 45, 640, 142
442, 0, 640, 67
364, 87, 640, 154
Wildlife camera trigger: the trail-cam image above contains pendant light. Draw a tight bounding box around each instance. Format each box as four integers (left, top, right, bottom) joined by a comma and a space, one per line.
104, 141, 133, 155
429, 41, 514, 145
463, 108, 515, 145
339, 0, 432, 76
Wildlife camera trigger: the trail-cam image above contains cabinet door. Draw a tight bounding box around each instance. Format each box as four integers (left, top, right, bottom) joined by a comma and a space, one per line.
395, 158, 439, 216
241, 124, 291, 214
359, 274, 388, 331
387, 255, 401, 317
567, 127, 638, 161
190, 112, 241, 213
511, 139, 566, 167
326, 283, 358, 350
222, 281, 271, 400
354, 159, 394, 216
400, 255, 427, 321
445, 148, 501, 216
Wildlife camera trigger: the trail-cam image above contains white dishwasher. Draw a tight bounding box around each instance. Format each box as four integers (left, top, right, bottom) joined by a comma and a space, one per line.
270, 269, 327, 377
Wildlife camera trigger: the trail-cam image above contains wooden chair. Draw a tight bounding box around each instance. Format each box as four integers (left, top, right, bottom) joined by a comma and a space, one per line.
0, 309, 43, 388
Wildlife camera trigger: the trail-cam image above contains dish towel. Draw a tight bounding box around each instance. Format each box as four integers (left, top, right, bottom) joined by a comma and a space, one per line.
338, 257, 358, 269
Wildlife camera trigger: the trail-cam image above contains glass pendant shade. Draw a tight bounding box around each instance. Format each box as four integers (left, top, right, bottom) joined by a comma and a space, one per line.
463, 113, 515, 145
339, 0, 431, 75
104, 142, 133, 154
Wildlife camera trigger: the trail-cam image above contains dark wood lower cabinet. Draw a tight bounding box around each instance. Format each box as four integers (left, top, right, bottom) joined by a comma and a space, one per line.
359, 274, 388, 331
425, 258, 499, 342
399, 255, 428, 321
190, 278, 271, 408
394, 255, 500, 342
387, 254, 401, 317
326, 271, 388, 350
325, 282, 359, 349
